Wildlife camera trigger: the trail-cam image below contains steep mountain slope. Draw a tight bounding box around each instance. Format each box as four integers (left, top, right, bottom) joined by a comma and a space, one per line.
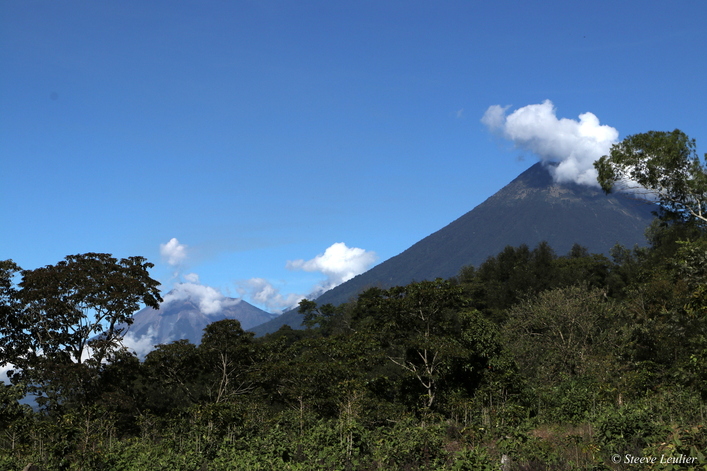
250, 162, 657, 336
122, 296, 276, 348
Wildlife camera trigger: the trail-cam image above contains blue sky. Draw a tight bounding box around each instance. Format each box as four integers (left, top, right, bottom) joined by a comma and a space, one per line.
2, 1, 706, 313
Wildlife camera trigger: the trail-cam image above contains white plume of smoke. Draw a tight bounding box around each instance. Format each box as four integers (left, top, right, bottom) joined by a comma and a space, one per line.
160, 238, 188, 266
287, 242, 378, 296
482, 100, 619, 187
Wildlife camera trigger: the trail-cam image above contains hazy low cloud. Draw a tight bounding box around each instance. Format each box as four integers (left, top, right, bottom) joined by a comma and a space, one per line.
164, 275, 241, 315
122, 326, 158, 359
160, 238, 188, 266
482, 100, 619, 186
237, 242, 377, 313
158, 239, 377, 315
238, 278, 304, 314
287, 242, 378, 295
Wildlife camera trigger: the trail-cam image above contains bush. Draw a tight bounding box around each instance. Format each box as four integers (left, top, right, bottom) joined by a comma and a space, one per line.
595, 404, 664, 455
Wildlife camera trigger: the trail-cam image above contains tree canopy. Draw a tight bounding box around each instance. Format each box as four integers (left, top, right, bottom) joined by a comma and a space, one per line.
0, 253, 162, 409
595, 129, 707, 224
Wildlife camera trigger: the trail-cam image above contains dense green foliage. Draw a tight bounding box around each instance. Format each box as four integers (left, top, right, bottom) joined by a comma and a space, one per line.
1, 132, 706, 469
2, 231, 706, 470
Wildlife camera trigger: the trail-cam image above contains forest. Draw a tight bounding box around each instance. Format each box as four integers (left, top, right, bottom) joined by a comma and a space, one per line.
1, 131, 706, 470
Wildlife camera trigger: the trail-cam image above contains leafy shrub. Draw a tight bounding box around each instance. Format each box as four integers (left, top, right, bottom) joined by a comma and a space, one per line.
450, 447, 497, 471
595, 404, 664, 454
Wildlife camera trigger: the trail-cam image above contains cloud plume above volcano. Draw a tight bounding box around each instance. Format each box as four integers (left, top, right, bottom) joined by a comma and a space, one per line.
163, 274, 241, 315
158, 238, 239, 314
482, 100, 619, 186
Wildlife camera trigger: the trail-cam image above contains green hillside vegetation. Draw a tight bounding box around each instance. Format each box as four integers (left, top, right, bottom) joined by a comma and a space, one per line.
1, 130, 706, 470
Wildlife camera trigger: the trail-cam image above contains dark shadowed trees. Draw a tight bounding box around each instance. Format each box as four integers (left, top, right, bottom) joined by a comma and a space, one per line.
200, 319, 257, 403
352, 279, 467, 409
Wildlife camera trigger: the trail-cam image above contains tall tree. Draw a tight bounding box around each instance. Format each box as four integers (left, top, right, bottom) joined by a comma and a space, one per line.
595, 129, 707, 224
0, 260, 21, 347
142, 339, 203, 411
199, 319, 257, 403
353, 279, 466, 409
503, 284, 619, 388
0, 253, 161, 409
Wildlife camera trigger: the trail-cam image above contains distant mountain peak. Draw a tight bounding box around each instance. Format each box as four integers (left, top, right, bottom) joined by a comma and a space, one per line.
120, 296, 276, 355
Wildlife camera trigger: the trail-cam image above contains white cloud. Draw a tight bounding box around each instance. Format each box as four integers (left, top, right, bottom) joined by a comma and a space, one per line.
157, 238, 241, 315
183, 272, 200, 284
163, 279, 240, 315
160, 238, 188, 266
482, 100, 619, 186
236, 242, 377, 313
481, 104, 509, 130
0, 363, 13, 384
286, 242, 378, 294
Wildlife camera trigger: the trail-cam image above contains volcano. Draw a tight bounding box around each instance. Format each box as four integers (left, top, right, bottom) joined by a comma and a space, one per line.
250, 162, 657, 336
